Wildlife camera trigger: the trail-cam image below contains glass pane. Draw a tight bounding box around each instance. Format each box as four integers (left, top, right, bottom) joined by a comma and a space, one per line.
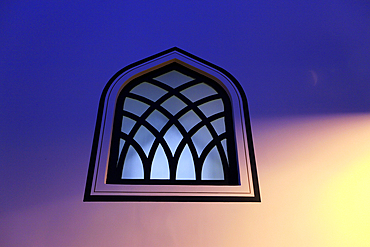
117, 139, 125, 165
122, 146, 144, 179
198, 99, 224, 117
221, 139, 228, 164
178, 110, 201, 132
163, 125, 183, 155
202, 146, 224, 180
123, 98, 149, 117
121, 116, 136, 134
176, 144, 196, 180
211, 117, 225, 135
191, 126, 213, 156
150, 144, 170, 179
161, 96, 186, 115
133, 126, 155, 156
146, 110, 168, 131
154, 70, 193, 88
180, 83, 217, 102
130, 82, 167, 102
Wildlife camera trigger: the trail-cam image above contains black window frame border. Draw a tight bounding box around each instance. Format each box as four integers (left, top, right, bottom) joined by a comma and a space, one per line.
84, 47, 261, 202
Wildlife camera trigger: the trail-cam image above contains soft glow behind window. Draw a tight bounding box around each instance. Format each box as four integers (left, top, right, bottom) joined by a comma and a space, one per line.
106, 64, 239, 185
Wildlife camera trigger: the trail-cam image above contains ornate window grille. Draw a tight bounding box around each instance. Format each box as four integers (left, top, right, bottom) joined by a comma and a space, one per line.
107, 63, 239, 185
84, 48, 260, 202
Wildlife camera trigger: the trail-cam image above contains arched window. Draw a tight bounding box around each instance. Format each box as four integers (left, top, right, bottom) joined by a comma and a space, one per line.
84, 48, 260, 202
107, 63, 239, 185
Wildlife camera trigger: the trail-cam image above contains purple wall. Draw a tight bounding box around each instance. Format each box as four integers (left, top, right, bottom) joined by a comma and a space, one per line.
1, 1, 369, 246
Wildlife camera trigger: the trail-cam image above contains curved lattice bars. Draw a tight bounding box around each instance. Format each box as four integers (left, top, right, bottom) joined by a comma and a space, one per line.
107, 63, 239, 185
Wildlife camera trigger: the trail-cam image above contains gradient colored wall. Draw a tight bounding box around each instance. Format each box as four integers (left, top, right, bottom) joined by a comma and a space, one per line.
1, 1, 369, 246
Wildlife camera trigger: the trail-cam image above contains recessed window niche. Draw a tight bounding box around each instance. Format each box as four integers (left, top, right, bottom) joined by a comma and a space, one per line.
84, 47, 260, 202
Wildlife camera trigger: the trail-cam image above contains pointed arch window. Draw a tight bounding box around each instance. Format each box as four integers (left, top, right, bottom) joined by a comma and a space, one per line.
107, 63, 239, 185
84, 48, 260, 202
